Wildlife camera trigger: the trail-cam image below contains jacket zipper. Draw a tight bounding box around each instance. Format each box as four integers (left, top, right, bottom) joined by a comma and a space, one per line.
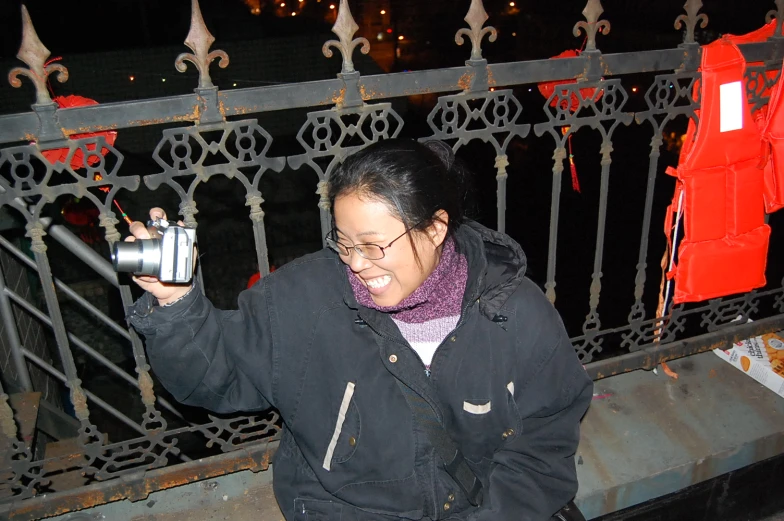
358, 303, 475, 518
427, 303, 474, 380
361, 296, 478, 380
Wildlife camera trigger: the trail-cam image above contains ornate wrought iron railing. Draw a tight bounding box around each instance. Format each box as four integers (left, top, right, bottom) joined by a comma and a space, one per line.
0, 0, 783, 518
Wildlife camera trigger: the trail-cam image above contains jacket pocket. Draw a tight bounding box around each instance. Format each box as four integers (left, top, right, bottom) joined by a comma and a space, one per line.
322, 381, 360, 471
294, 498, 343, 521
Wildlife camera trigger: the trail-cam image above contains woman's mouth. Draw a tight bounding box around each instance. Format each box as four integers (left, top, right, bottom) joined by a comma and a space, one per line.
362, 275, 392, 294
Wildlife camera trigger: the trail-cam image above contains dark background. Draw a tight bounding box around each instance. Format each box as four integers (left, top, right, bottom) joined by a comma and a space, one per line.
0, 0, 780, 348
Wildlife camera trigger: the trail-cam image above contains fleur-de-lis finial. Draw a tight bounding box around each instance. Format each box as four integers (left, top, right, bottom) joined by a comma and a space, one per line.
674, 0, 708, 44
322, 0, 370, 74
175, 0, 229, 89
766, 0, 784, 37
8, 5, 68, 105
573, 0, 611, 52
455, 0, 498, 61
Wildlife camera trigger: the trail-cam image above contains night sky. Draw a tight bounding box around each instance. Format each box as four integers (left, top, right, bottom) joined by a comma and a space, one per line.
0, 1, 773, 64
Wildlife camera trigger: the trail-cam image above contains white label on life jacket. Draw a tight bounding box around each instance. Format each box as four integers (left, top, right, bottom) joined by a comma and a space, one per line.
720, 81, 743, 132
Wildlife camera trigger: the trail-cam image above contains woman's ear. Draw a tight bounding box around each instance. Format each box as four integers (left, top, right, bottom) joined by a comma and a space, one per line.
428, 210, 449, 247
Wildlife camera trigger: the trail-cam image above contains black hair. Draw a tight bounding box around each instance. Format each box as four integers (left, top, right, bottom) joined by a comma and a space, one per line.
327, 139, 471, 251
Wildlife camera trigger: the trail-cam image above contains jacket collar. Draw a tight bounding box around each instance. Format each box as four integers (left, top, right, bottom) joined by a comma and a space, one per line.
454, 221, 527, 321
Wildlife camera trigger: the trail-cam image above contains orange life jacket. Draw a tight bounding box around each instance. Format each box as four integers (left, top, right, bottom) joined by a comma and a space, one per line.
760, 74, 784, 213
664, 33, 772, 304
729, 20, 784, 213
758, 28, 784, 213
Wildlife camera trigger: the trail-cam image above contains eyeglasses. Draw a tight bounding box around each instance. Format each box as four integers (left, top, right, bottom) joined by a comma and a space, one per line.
326, 222, 421, 261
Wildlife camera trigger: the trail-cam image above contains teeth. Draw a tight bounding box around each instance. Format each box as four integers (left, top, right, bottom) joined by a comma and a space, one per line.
366, 275, 391, 289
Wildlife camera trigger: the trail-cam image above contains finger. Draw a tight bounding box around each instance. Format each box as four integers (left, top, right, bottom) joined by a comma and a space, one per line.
124, 235, 137, 243
129, 221, 152, 239
150, 207, 167, 221
134, 275, 160, 284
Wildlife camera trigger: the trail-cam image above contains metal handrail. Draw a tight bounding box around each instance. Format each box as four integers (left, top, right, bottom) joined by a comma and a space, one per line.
22, 348, 144, 435
0, 234, 129, 340
0, 236, 188, 423
3, 285, 187, 423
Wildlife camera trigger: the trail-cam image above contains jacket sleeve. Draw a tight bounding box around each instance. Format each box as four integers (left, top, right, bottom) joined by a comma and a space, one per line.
128, 279, 275, 414
469, 321, 593, 521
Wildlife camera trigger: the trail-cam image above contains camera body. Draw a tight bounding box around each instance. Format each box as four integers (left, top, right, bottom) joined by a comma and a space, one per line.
112, 219, 197, 283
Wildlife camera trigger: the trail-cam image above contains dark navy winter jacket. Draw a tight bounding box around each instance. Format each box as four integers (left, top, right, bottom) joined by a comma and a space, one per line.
129, 221, 593, 521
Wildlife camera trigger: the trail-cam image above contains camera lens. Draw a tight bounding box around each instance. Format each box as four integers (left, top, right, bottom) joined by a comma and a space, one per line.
112, 239, 162, 277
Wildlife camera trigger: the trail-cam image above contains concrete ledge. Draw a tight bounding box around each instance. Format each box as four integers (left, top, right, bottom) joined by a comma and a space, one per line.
45, 351, 784, 520
47, 467, 283, 521
575, 350, 784, 519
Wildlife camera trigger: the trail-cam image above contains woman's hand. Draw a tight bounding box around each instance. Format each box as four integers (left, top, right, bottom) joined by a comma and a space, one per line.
126, 207, 195, 306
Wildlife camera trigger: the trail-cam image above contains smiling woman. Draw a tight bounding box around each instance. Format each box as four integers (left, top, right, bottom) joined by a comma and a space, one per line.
327, 141, 456, 307
330, 192, 443, 307
126, 138, 592, 521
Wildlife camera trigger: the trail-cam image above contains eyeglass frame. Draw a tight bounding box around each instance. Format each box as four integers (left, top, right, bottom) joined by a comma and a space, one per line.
325, 219, 427, 260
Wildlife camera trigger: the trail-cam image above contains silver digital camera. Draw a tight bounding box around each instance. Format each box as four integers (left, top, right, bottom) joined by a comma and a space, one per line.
112, 219, 197, 283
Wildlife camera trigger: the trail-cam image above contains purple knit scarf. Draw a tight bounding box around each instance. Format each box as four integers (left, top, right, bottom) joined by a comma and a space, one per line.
347, 237, 468, 324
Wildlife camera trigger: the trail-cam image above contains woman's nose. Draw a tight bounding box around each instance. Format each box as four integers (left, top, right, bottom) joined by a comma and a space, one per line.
347, 249, 373, 272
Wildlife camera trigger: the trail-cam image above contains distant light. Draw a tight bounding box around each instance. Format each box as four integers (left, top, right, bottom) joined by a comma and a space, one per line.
512, 32, 516, 36
329, 3, 335, 8
292, 11, 297, 15
129, 75, 135, 82
528, 88, 532, 92
490, 87, 495, 91
386, 28, 393, 33
380, 9, 386, 14
162, 78, 166, 82
299, 0, 304, 2
251, 7, 261, 14
398, 35, 404, 40
377, 32, 384, 40
670, 84, 674, 88
280, 2, 285, 6
233, 83, 237, 87
509, 1, 515, 5
632, 86, 638, 93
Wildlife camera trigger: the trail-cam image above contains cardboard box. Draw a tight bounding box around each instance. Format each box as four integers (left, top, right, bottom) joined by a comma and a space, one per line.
714, 332, 784, 398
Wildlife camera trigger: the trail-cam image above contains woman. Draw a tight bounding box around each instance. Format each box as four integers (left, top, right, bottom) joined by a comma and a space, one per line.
126, 139, 593, 521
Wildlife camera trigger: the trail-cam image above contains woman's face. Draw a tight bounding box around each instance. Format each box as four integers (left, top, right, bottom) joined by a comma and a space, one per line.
333, 192, 447, 307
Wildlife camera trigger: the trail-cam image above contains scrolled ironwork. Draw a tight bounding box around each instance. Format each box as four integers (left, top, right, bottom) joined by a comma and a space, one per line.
322, 0, 370, 74
147, 119, 284, 272
175, 0, 230, 89
455, 0, 498, 62
674, 0, 708, 45
0, 137, 137, 220
624, 72, 699, 350
8, 6, 68, 106
288, 103, 403, 236
746, 65, 782, 115
423, 89, 529, 233
700, 292, 761, 332
3, 407, 279, 501
767, 0, 784, 37
573, 0, 610, 52
534, 79, 632, 362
